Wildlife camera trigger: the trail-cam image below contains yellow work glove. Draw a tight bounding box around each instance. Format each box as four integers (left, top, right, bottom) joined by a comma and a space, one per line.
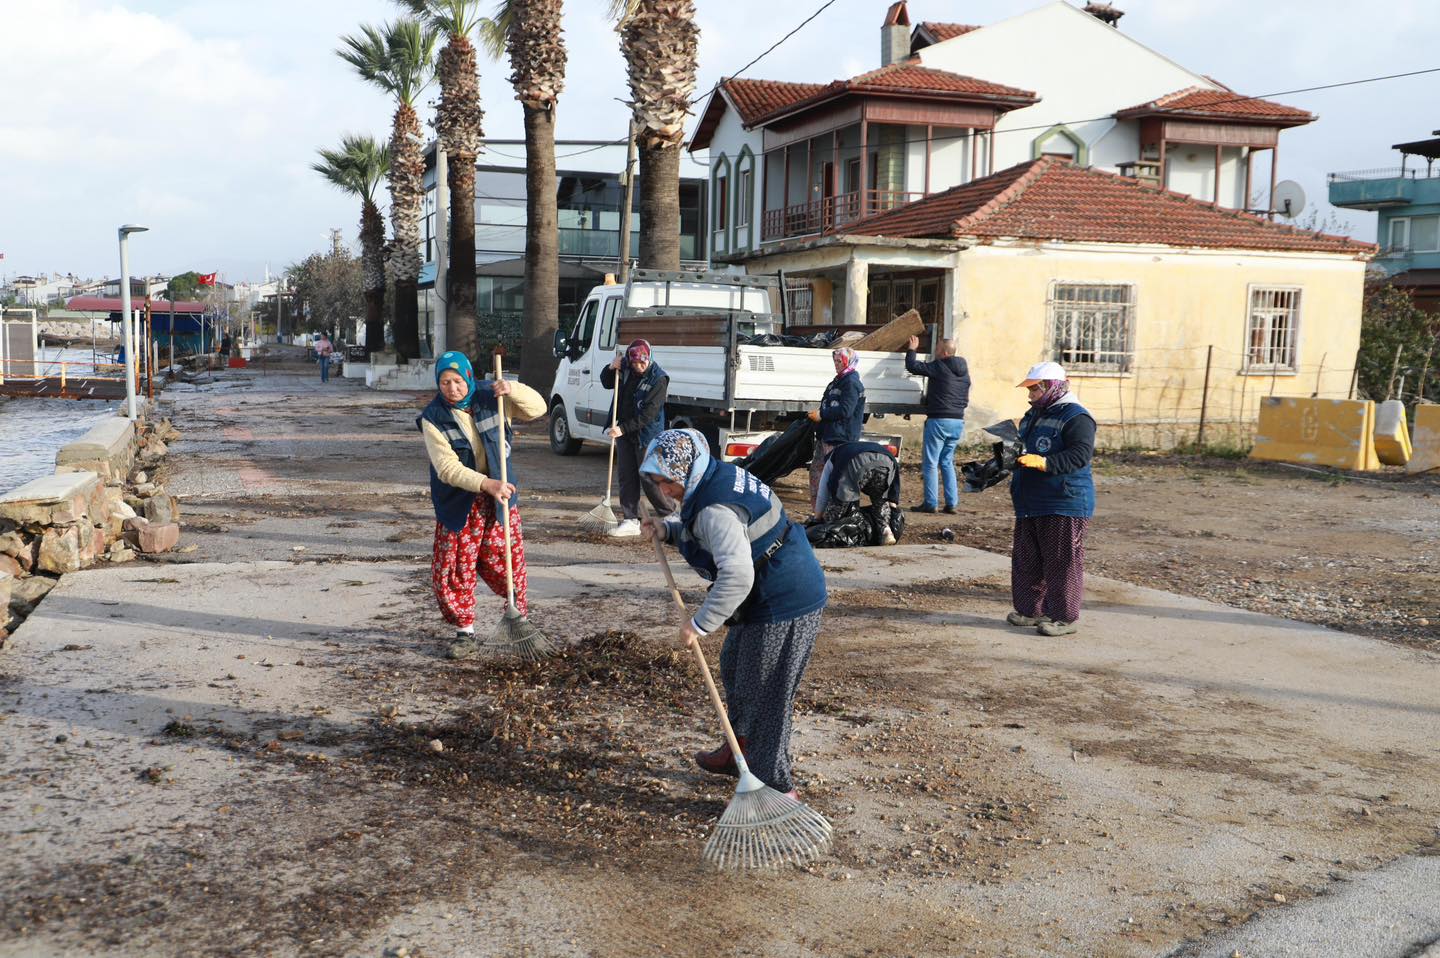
1017, 453, 1047, 471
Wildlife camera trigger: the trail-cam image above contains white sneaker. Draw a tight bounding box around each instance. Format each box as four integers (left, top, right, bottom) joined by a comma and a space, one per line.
607, 518, 641, 538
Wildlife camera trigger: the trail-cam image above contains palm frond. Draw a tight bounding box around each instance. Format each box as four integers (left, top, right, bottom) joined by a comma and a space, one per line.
606, 0, 639, 24
387, 18, 440, 104
337, 23, 396, 93
477, 0, 514, 60
394, 0, 487, 37
312, 135, 392, 204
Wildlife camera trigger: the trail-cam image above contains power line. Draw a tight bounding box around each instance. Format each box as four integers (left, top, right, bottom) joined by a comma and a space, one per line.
481, 0, 841, 163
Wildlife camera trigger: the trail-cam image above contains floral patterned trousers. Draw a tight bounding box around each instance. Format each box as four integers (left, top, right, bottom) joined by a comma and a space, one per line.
431, 495, 528, 628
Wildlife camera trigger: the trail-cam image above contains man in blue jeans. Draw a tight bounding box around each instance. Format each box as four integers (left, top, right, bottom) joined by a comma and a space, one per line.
905, 333, 971, 513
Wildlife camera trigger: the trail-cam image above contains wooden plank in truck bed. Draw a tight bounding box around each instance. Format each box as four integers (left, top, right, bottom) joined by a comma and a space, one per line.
617, 316, 729, 347
849, 309, 925, 352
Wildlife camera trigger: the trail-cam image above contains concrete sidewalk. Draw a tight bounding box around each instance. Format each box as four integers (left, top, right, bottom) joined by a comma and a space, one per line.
2, 367, 1437, 958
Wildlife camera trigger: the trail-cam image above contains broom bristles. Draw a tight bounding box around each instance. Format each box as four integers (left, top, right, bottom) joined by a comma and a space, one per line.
702, 784, 833, 870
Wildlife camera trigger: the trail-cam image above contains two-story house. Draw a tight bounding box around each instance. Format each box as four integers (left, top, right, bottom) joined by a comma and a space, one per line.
1329, 131, 1440, 314
688, 0, 1371, 442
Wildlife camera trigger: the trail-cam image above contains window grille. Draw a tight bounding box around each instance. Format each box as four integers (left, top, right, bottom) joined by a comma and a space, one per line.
1047, 282, 1135, 372
1245, 287, 1300, 370
784, 279, 813, 325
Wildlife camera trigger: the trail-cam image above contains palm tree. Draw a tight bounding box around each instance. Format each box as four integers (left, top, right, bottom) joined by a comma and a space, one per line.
611, 0, 698, 271
397, 0, 486, 361
480, 0, 566, 388
312, 136, 392, 358
338, 19, 437, 363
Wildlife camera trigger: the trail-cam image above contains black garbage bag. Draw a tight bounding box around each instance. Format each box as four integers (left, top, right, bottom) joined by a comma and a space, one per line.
736, 418, 815, 485
961, 420, 1024, 494
805, 501, 904, 548
737, 332, 837, 349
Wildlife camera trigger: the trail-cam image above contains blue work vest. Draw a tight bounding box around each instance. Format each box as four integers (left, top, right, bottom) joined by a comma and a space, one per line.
1010, 400, 1096, 519
622, 361, 667, 449
417, 390, 518, 532
818, 373, 865, 445
679, 459, 827, 626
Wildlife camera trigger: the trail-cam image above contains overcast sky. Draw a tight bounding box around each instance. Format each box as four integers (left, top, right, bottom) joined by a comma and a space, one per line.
1, 0, 1435, 284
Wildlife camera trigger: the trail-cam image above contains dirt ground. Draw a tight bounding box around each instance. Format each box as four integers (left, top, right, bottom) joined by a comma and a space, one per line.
2, 368, 1437, 958
892, 450, 1440, 653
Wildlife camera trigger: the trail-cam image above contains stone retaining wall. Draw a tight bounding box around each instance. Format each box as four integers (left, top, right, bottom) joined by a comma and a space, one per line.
0, 411, 183, 641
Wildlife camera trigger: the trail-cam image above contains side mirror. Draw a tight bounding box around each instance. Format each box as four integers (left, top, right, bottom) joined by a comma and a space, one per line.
552, 329, 568, 359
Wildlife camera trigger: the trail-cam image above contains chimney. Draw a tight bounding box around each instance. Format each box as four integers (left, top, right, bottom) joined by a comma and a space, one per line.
1083, 2, 1124, 27
881, 1, 911, 66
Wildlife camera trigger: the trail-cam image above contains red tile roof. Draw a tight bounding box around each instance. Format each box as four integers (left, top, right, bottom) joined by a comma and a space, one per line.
722, 78, 828, 126
1116, 86, 1315, 125
835, 158, 1374, 255
740, 63, 1037, 126
691, 64, 1036, 150
66, 295, 207, 313
916, 21, 981, 42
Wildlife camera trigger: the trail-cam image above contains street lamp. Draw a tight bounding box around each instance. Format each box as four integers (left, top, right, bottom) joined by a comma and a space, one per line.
117, 224, 149, 421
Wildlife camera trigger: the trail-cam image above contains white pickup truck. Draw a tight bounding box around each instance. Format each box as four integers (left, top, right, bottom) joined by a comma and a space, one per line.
545, 269, 924, 460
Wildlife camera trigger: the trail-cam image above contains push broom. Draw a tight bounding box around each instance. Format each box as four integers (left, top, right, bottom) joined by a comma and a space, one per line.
578, 365, 622, 532
486, 352, 557, 662
639, 500, 833, 870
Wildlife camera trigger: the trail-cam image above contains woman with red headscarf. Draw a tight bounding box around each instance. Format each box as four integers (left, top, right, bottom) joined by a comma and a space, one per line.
599, 338, 670, 536
1007, 362, 1095, 637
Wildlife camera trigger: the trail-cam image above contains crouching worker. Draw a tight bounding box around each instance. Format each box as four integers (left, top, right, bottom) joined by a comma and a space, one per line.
639, 429, 828, 798
418, 351, 547, 659
814, 440, 901, 545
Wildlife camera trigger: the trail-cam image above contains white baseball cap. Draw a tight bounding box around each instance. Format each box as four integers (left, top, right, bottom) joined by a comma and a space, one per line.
1017, 361, 1067, 387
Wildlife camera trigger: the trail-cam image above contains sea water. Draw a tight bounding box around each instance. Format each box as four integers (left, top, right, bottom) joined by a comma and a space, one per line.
0, 347, 116, 491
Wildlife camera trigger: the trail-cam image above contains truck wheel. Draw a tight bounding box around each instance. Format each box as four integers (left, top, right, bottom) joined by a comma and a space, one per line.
549, 400, 582, 455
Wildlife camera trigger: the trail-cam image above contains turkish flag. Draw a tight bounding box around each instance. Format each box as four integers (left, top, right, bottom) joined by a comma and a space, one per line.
198, 272, 217, 286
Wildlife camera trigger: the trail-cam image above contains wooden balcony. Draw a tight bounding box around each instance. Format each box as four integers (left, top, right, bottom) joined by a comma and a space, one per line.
761, 189, 923, 242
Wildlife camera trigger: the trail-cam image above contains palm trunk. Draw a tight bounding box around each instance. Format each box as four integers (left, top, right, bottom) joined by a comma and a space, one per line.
389, 102, 426, 362
638, 142, 682, 270
360, 200, 386, 357
447, 154, 478, 359
393, 279, 420, 360
519, 103, 559, 389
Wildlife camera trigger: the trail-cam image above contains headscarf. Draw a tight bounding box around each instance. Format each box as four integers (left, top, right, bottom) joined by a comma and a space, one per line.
640, 428, 712, 499
832, 346, 859, 377
435, 350, 476, 410
626, 339, 652, 364
1028, 379, 1071, 410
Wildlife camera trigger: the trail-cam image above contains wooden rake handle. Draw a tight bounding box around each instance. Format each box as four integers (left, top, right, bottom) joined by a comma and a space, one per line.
604, 360, 621, 500
494, 352, 518, 612
638, 500, 746, 762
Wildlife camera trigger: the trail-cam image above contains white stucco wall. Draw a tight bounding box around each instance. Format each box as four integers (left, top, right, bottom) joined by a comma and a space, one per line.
915, 1, 1217, 173
703, 101, 765, 256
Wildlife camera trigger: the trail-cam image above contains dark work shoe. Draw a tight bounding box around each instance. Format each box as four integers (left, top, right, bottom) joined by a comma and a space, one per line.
943, 505, 958, 515
447, 631, 480, 660
694, 738, 745, 778
1006, 611, 1047, 628
909, 504, 938, 514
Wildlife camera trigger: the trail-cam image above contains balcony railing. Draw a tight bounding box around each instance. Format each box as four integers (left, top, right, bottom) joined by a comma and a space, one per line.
761, 189, 923, 242
1328, 166, 1440, 183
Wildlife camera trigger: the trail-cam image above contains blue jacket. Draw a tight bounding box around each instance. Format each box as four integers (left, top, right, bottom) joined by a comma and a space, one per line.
600, 360, 668, 449
679, 458, 827, 626
417, 389, 518, 532
818, 372, 865, 445
1010, 398, 1096, 519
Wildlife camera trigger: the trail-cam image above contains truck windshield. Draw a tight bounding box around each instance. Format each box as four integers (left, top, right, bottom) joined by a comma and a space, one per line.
570, 299, 598, 356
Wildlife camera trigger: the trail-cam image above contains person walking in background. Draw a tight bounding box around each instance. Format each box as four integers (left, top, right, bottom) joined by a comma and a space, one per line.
638, 429, 827, 798
807, 346, 866, 514
1007, 362, 1096, 638
315, 334, 334, 383
418, 351, 548, 659
600, 338, 670, 536
905, 333, 970, 514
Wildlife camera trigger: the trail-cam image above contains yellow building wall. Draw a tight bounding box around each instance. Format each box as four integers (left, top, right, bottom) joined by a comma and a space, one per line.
948, 243, 1369, 446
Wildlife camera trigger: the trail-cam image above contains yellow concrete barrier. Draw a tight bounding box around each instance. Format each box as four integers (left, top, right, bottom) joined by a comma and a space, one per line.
1249, 397, 1381, 471
1373, 399, 1412, 466
1407, 403, 1440, 475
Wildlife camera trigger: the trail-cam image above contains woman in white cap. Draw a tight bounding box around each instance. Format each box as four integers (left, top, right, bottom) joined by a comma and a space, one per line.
1007, 362, 1095, 636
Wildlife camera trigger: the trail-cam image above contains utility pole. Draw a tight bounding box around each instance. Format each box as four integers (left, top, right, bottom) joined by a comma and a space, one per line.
434, 146, 449, 356
617, 120, 638, 283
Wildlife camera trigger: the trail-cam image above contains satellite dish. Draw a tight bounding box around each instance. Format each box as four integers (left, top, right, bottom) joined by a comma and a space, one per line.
1272, 180, 1306, 219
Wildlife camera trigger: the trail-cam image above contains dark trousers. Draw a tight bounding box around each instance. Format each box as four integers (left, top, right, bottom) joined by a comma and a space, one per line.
719, 609, 822, 792
616, 434, 675, 519
1011, 515, 1090, 623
